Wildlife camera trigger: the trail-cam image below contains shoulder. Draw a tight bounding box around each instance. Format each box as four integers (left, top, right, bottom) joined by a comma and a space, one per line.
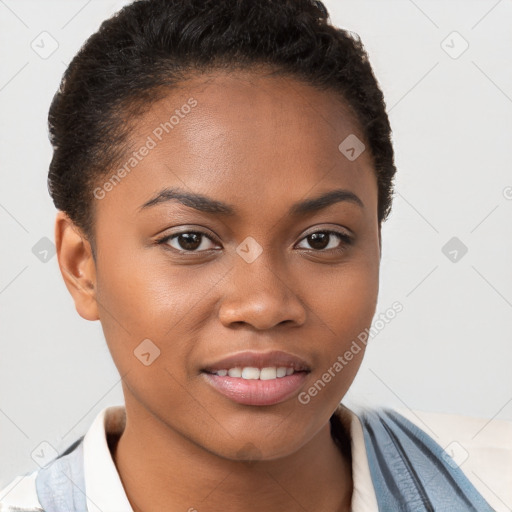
394, 407, 512, 512
0, 434, 86, 512
0, 406, 120, 512
0, 470, 42, 511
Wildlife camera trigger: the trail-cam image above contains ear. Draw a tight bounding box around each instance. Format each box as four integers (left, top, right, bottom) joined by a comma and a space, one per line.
54, 211, 99, 321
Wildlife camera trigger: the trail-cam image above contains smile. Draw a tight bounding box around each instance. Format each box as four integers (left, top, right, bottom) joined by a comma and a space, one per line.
206, 366, 296, 380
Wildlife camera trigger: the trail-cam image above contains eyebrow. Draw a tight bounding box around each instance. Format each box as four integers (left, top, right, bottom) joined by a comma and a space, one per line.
138, 187, 364, 216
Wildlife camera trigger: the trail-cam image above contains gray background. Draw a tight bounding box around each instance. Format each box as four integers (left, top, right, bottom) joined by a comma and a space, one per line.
1, 0, 511, 488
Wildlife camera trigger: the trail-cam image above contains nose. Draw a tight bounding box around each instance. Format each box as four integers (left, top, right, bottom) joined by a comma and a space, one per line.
218, 253, 307, 330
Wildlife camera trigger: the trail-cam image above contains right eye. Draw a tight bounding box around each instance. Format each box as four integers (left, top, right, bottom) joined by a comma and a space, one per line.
156, 231, 221, 253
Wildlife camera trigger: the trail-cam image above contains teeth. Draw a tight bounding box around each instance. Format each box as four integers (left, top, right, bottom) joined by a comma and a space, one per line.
216, 366, 295, 379
276, 367, 286, 378
260, 367, 277, 380
228, 367, 242, 377
242, 367, 260, 379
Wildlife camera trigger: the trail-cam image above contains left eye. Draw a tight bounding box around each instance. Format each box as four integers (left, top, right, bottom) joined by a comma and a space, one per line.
296, 231, 352, 251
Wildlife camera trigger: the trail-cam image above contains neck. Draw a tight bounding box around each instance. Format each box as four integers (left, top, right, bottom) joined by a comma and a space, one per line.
112, 400, 353, 512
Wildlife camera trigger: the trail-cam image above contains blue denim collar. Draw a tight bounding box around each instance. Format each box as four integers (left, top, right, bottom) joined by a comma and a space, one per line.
35, 436, 87, 512
357, 408, 495, 511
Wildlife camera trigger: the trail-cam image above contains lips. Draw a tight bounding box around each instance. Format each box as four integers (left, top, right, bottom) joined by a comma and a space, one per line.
202, 371, 309, 406
201, 350, 312, 374
200, 350, 312, 406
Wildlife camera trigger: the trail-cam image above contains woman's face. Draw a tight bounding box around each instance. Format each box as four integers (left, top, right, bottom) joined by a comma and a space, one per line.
71, 70, 381, 460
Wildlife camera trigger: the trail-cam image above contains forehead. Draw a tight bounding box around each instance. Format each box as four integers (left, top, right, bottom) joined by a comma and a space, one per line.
98, 69, 377, 222
138, 68, 368, 163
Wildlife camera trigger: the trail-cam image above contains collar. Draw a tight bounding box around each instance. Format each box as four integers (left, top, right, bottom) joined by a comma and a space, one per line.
81, 403, 378, 512
82, 404, 133, 512
334, 403, 379, 511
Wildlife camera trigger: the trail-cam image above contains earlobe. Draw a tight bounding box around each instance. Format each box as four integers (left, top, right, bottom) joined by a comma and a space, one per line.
54, 211, 99, 321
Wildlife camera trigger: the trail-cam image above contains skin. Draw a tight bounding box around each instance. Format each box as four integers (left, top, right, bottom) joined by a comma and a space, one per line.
55, 69, 381, 512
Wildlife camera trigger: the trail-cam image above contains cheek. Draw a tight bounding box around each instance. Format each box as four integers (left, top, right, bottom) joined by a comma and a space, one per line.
95, 241, 209, 331
94, 239, 230, 388
305, 259, 379, 339
93, 244, 184, 369
95, 254, 201, 422
305, 259, 378, 377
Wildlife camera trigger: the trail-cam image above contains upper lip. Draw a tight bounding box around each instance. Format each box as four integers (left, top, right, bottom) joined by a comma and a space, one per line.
201, 350, 312, 373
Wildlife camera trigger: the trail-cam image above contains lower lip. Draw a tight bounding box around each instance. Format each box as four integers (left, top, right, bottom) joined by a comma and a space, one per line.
201, 371, 309, 406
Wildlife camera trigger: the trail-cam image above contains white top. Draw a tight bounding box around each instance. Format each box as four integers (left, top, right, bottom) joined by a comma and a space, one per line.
1, 404, 511, 511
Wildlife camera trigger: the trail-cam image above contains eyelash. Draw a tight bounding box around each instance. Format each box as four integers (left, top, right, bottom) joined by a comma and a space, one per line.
155, 229, 353, 255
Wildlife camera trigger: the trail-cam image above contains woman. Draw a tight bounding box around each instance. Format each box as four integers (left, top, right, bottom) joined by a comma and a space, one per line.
0, 0, 509, 510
